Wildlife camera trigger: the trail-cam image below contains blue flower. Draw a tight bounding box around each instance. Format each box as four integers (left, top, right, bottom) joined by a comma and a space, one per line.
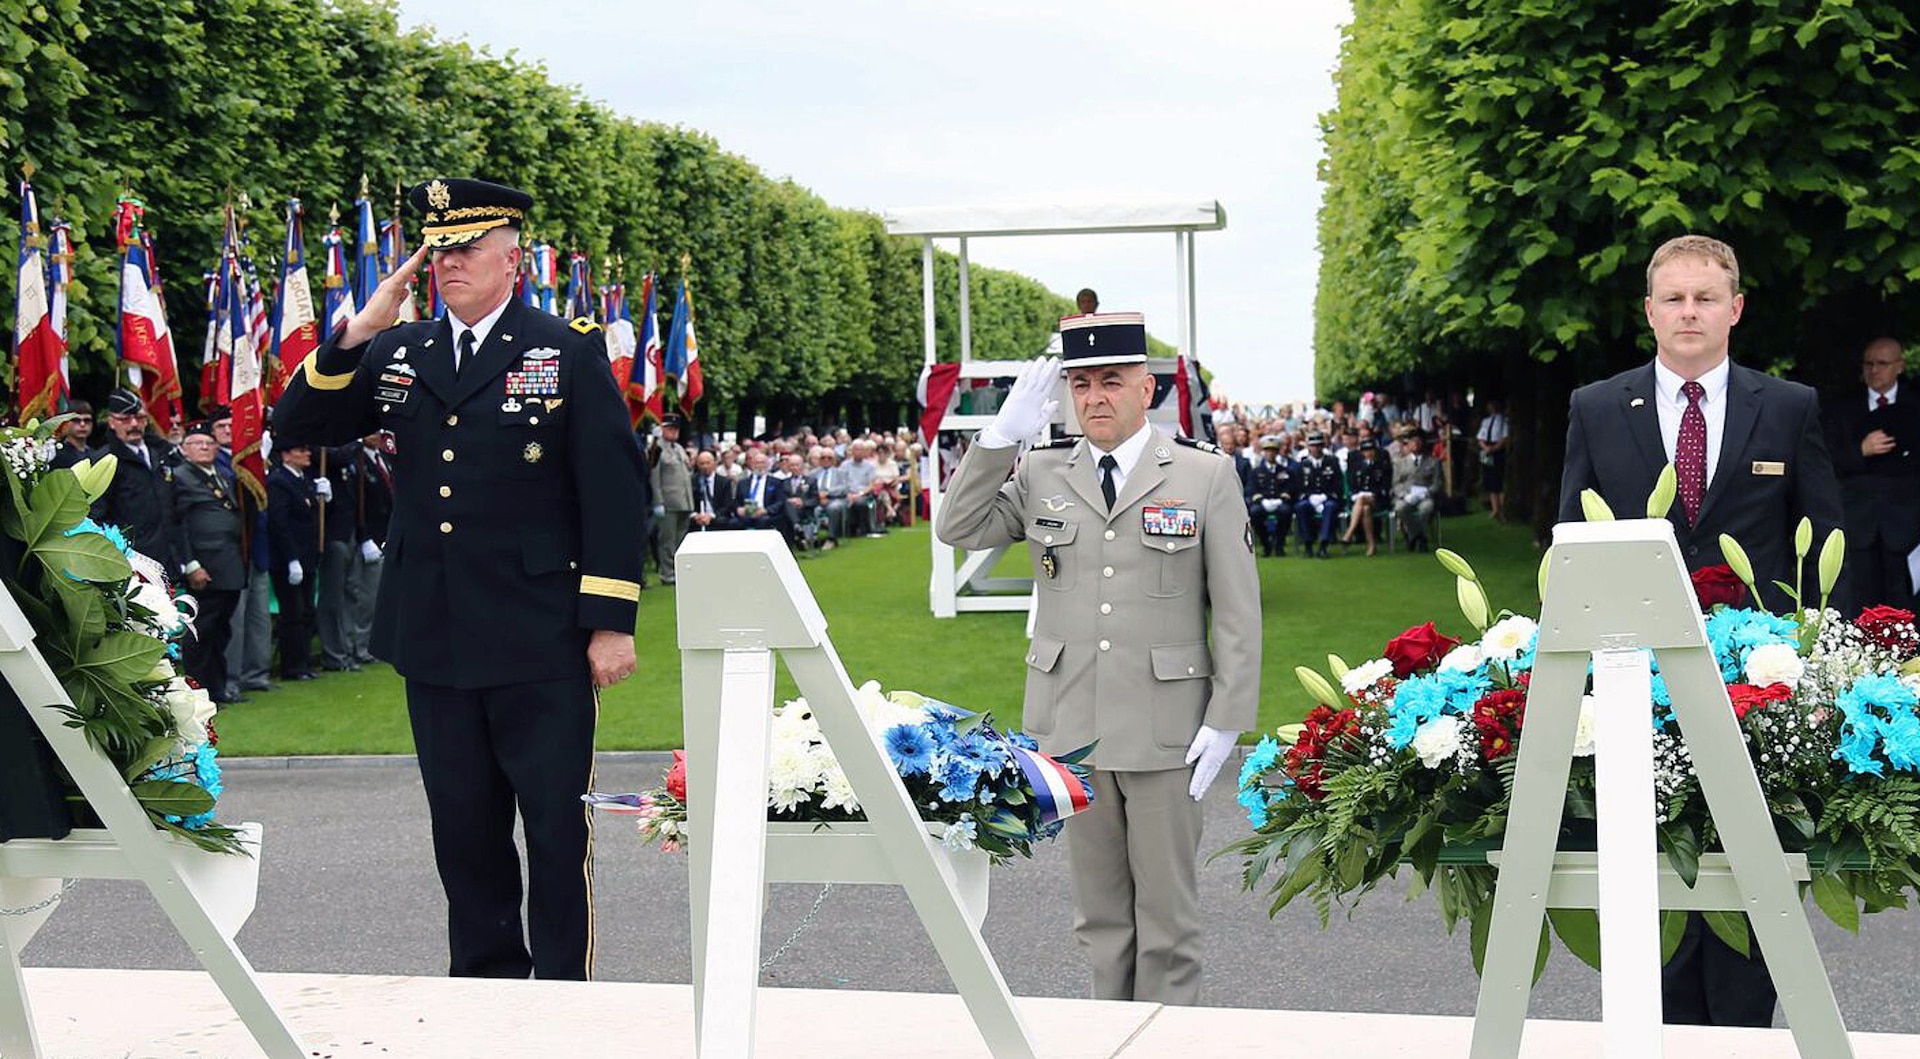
954, 731, 1009, 774
1238, 782, 1272, 828
1008, 731, 1039, 751
921, 698, 972, 723
65, 517, 133, 556
940, 815, 978, 851
1386, 669, 1492, 748
935, 754, 983, 802
885, 724, 937, 776
1239, 735, 1282, 789
1834, 675, 1920, 776
1703, 608, 1799, 682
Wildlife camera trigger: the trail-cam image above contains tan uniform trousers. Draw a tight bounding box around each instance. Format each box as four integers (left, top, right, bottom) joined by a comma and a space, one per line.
1067, 766, 1205, 1005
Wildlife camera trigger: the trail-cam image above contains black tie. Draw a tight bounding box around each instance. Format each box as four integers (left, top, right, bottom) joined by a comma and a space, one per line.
457, 330, 475, 376
1099, 454, 1118, 509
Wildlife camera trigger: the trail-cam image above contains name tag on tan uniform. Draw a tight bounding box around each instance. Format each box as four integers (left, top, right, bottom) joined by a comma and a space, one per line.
1752, 461, 1786, 476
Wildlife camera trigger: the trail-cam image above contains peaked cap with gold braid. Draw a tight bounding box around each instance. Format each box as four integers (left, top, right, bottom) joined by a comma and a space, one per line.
407, 177, 534, 249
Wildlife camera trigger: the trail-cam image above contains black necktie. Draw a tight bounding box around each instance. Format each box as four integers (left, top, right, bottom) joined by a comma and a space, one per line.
457, 330, 475, 376
1098, 454, 1118, 509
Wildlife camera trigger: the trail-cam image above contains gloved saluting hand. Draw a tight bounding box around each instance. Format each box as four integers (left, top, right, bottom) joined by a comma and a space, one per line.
977, 356, 1061, 449
1184, 725, 1241, 801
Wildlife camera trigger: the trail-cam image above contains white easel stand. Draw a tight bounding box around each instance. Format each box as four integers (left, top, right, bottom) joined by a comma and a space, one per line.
676, 531, 1037, 1059
1469, 519, 1852, 1059
0, 587, 305, 1058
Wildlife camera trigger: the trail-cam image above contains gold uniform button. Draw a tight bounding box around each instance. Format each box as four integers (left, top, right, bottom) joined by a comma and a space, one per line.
1104, 529, 1116, 541
1102, 566, 1114, 578
439, 521, 452, 534
1100, 602, 1112, 615
1098, 639, 1111, 652
438, 485, 451, 498
446, 414, 459, 426
441, 449, 455, 462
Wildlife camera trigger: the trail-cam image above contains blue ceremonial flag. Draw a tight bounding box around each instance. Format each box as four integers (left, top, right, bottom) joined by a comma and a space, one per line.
351, 189, 379, 311
663, 276, 689, 382
565, 251, 593, 320
319, 209, 354, 343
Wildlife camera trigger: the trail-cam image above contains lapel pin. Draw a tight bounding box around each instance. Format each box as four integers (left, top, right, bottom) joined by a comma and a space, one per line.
1154, 445, 1170, 459
1630, 397, 1646, 408
424, 337, 436, 348
500, 334, 513, 342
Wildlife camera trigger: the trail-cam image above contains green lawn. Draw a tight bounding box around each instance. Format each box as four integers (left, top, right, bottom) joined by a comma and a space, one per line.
211, 512, 1542, 756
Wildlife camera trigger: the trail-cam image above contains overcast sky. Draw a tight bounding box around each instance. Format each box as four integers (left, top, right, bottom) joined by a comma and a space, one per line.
397, 0, 1351, 404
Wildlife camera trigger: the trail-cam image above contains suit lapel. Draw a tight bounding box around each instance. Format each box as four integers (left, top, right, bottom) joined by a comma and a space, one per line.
1107, 429, 1173, 524
1060, 441, 1108, 515
445, 299, 528, 410
413, 318, 457, 403
1696, 364, 1762, 528
1619, 364, 1667, 478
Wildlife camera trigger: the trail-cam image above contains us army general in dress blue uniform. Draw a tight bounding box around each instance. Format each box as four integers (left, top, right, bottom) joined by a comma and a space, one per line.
938, 313, 1261, 1005
275, 178, 646, 981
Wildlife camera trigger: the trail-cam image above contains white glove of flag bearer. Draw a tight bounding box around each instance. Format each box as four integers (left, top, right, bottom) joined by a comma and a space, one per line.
977, 356, 1061, 449
1185, 725, 1241, 801
314, 476, 333, 502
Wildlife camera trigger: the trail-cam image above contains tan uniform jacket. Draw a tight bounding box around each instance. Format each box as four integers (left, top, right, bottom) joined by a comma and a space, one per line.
937, 428, 1262, 770
654, 440, 694, 512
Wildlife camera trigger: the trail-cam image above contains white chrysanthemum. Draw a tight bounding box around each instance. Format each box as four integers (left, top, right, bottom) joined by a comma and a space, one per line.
851, 680, 929, 733
1341, 658, 1394, 695
1744, 643, 1805, 689
818, 762, 860, 813
766, 744, 825, 812
1482, 615, 1538, 661
163, 677, 216, 747
1572, 696, 1596, 757
1439, 643, 1485, 674
771, 700, 822, 747
1411, 715, 1466, 769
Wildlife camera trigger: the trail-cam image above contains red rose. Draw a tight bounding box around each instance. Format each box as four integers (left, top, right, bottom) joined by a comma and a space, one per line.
1855, 606, 1920, 653
1382, 622, 1462, 678
1689, 565, 1746, 611
665, 749, 688, 802
1726, 682, 1792, 720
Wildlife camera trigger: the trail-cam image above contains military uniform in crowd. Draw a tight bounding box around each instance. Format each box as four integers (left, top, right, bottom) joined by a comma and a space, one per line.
938, 313, 1261, 1006
170, 423, 246, 701
274, 178, 647, 981
1293, 435, 1346, 557
1391, 431, 1444, 550
650, 415, 693, 585
1245, 441, 1298, 557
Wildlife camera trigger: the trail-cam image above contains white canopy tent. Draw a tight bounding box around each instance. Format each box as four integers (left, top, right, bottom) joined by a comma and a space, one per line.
883, 200, 1227, 619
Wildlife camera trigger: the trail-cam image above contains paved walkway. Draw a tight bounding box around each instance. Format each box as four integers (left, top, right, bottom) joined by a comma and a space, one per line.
17, 753, 1920, 1034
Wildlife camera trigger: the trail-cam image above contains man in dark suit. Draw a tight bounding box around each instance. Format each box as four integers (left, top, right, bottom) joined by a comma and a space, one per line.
170, 422, 247, 703
1294, 431, 1346, 559
1824, 337, 1919, 612
732, 449, 779, 533
274, 177, 644, 982
266, 441, 323, 681
689, 449, 736, 531
93, 388, 177, 555
1559, 233, 1843, 1028
771, 451, 817, 549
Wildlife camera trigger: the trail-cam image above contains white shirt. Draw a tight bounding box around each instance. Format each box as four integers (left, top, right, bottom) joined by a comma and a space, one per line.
1087, 421, 1154, 499
1477, 414, 1509, 444
1869, 381, 1900, 410
445, 296, 511, 369
1654, 357, 1731, 486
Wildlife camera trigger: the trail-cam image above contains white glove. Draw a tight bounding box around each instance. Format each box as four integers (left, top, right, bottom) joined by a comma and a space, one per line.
1184, 725, 1241, 801
360, 539, 382, 562
652, 504, 666, 519
1260, 498, 1284, 513
314, 476, 334, 501
977, 356, 1060, 449
287, 561, 303, 586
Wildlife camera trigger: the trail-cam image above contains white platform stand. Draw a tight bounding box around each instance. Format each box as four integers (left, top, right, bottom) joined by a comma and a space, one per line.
676, 530, 1036, 1058
1471, 520, 1852, 1059
0, 587, 304, 1057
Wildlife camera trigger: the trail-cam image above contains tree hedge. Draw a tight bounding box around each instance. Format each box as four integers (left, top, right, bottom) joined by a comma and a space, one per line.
1316, 0, 1920, 534
4, 0, 1074, 430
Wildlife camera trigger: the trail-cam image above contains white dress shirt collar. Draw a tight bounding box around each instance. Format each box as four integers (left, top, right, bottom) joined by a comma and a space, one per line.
1871, 380, 1900, 408
445, 296, 511, 353
1652, 356, 1732, 486
1087, 420, 1155, 482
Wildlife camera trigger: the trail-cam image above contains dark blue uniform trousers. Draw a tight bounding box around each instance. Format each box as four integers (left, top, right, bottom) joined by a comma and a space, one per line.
406, 675, 597, 980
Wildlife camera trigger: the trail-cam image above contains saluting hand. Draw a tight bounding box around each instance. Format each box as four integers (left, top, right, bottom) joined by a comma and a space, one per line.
341, 245, 430, 349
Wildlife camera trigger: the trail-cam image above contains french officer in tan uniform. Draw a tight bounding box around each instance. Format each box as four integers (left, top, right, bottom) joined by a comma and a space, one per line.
937, 312, 1261, 1005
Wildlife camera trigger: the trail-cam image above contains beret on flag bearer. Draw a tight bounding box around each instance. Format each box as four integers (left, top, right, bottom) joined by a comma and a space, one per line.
409, 178, 534, 249
1059, 312, 1149, 368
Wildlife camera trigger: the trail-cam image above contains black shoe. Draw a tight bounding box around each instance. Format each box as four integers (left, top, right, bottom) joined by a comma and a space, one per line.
287, 672, 319, 681
214, 693, 250, 706
1317, 543, 1331, 558
241, 681, 275, 693
319, 661, 351, 672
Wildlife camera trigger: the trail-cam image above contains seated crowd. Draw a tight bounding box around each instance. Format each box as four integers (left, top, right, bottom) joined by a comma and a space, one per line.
643, 415, 924, 584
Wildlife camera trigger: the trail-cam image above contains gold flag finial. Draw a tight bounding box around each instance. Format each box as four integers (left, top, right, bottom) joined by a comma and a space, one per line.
680, 251, 692, 272
359, 172, 370, 199
20, 158, 35, 181
329, 201, 340, 225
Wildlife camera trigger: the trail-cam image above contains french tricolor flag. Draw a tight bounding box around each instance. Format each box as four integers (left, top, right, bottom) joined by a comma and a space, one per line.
1011, 745, 1094, 825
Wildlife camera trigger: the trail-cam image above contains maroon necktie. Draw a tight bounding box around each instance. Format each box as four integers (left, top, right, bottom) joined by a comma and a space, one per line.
1877, 393, 1890, 409
1676, 380, 1707, 525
